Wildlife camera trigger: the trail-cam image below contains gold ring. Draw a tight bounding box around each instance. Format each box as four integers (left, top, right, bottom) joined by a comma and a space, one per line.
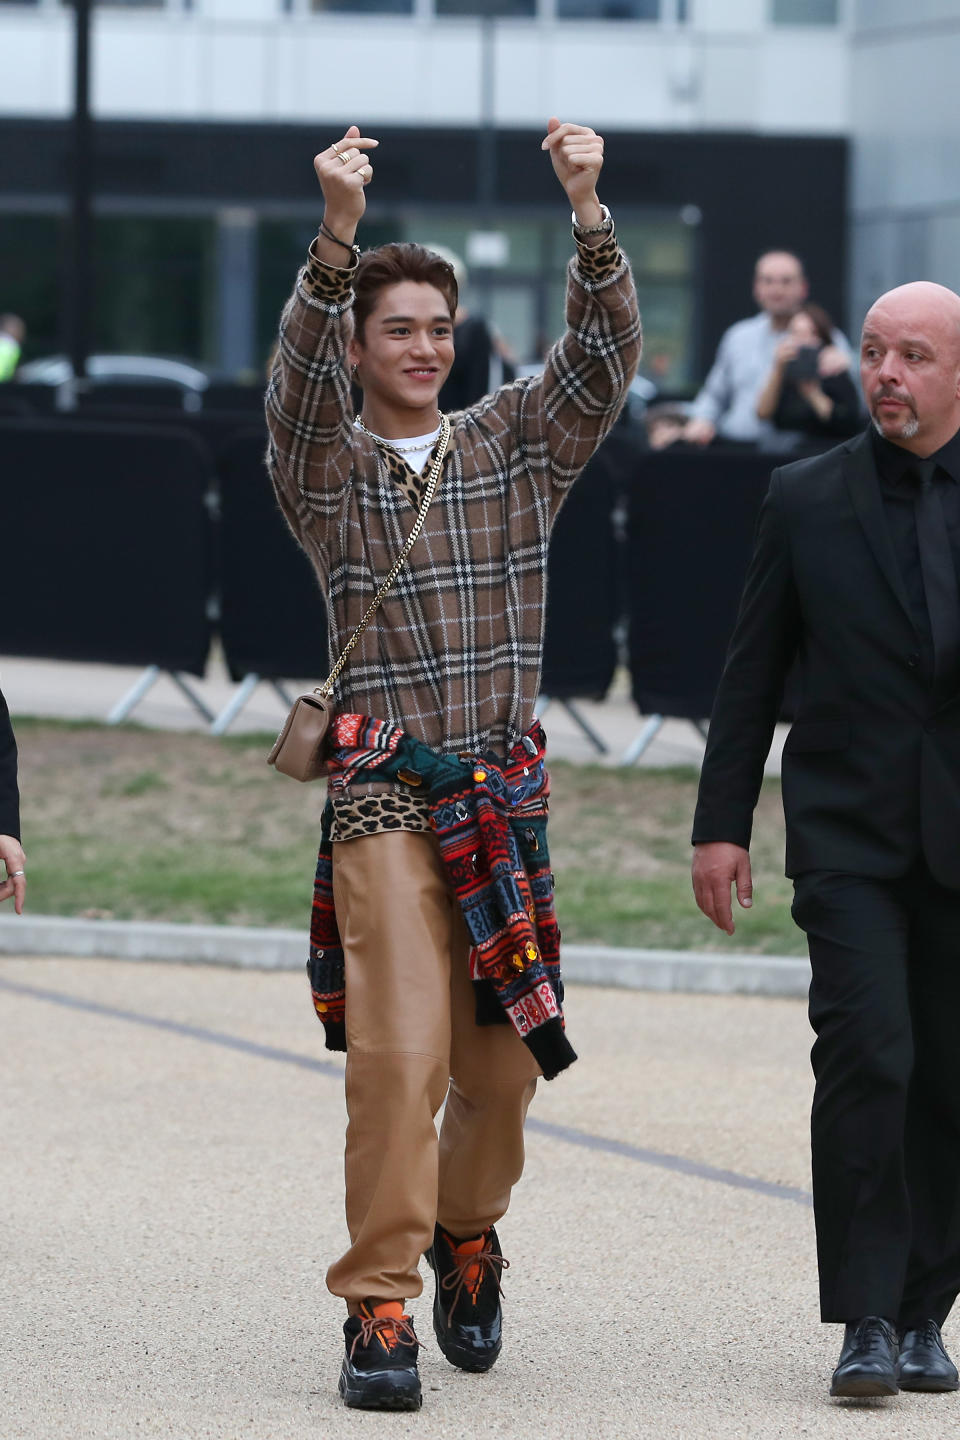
338, 149, 352, 166
331, 143, 343, 157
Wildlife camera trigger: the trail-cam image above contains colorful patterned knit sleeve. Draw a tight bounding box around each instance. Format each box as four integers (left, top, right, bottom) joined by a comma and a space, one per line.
264, 239, 359, 541
513, 219, 642, 507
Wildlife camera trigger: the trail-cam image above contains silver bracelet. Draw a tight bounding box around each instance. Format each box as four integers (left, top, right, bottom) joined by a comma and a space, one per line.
572, 203, 613, 238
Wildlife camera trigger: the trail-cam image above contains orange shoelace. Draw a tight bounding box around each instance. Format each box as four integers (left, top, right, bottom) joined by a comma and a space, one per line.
439, 1231, 510, 1325
350, 1300, 418, 1359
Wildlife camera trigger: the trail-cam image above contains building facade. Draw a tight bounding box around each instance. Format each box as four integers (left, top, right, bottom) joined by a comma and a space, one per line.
1, 0, 851, 382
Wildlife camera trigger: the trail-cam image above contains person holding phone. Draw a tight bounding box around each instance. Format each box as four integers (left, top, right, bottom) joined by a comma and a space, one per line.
756, 303, 863, 446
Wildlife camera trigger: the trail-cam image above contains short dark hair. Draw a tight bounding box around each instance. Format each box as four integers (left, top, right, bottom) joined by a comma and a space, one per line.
796, 301, 834, 347
755, 249, 806, 277
353, 243, 458, 343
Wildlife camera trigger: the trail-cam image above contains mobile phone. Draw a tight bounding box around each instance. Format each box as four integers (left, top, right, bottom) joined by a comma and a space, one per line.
785, 345, 820, 383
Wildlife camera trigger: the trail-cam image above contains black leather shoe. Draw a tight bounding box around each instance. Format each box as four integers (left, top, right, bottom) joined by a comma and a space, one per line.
830, 1316, 899, 1397
897, 1320, 960, 1392
339, 1301, 422, 1410
425, 1223, 508, 1372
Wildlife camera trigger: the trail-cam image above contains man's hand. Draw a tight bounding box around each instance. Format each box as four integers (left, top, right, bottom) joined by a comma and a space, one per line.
541, 118, 604, 229
312, 125, 378, 262
681, 416, 716, 447
0, 834, 26, 915
692, 842, 752, 935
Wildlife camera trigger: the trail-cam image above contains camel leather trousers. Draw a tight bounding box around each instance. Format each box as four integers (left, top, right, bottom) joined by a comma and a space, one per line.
325, 829, 540, 1305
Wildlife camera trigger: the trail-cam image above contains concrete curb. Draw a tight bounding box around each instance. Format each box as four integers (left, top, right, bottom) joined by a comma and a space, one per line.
0, 914, 810, 998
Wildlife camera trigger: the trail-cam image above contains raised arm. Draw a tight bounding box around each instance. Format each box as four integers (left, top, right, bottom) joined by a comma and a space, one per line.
514, 120, 641, 500
264, 126, 378, 530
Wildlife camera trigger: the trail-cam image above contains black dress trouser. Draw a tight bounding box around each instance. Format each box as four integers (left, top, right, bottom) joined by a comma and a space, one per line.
792, 864, 960, 1327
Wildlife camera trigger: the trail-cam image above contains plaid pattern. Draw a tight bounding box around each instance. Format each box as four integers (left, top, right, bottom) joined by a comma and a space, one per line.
309, 715, 575, 1080
265, 226, 641, 784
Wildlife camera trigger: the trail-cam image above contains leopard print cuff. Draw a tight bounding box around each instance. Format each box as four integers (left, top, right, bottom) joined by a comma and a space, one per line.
574, 225, 622, 284
302, 237, 358, 306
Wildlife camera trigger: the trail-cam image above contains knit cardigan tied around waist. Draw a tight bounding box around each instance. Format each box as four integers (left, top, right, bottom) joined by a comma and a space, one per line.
308, 713, 576, 1081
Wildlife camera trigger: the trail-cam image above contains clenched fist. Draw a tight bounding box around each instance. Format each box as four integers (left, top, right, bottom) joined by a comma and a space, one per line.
541, 118, 605, 231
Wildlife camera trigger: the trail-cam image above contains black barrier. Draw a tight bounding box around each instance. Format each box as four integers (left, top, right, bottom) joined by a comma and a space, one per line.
0, 419, 213, 674
217, 430, 329, 682
75, 383, 195, 410
5, 383, 59, 415
541, 416, 647, 699
203, 383, 266, 414
62, 403, 267, 463
626, 450, 774, 719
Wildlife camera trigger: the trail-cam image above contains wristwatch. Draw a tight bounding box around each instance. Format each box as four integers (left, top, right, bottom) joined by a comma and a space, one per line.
572, 203, 613, 238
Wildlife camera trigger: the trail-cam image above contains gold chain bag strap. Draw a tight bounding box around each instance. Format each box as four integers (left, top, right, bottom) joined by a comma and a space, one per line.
267, 414, 451, 781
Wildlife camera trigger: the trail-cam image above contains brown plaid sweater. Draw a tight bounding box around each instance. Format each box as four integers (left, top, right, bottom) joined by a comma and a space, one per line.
265, 225, 641, 832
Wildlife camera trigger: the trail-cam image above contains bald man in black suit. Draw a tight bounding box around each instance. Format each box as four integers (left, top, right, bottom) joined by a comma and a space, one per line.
0, 688, 25, 913
693, 281, 960, 1400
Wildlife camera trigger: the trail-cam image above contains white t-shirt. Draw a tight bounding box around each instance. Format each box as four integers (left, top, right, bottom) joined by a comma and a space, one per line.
354, 421, 441, 476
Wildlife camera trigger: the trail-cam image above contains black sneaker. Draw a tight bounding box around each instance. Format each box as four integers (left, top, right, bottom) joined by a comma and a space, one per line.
425, 1224, 508, 1373
339, 1300, 422, 1410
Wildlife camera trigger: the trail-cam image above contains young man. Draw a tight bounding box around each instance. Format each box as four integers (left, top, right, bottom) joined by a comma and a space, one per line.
266, 119, 640, 1411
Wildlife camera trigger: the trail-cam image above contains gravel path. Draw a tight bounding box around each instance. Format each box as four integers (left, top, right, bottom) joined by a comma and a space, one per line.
2, 957, 951, 1439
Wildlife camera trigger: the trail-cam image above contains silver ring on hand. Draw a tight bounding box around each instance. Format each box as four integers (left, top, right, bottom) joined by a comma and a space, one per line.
8, 870, 24, 878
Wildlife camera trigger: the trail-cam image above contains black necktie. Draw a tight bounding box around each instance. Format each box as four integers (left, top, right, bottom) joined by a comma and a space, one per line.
912, 459, 960, 686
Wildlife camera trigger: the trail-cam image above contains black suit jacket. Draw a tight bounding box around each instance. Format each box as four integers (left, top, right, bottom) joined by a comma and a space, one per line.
0, 688, 20, 841
693, 428, 960, 889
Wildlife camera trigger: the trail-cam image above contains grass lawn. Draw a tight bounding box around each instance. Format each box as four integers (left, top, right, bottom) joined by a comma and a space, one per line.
10, 719, 805, 954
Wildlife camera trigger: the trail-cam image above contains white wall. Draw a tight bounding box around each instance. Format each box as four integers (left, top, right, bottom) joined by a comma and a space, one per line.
0, 8, 848, 134
848, 2, 960, 331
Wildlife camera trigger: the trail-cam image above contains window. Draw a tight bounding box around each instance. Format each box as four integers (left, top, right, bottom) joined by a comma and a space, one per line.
557, 0, 661, 17
310, 0, 412, 12
771, 0, 838, 22
435, 0, 535, 13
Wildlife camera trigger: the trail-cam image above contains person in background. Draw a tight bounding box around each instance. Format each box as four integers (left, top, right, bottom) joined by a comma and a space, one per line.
643, 401, 689, 450
0, 687, 26, 913
682, 250, 851, 452
0, 315, 26, 383
426, 246, 516, 412
755, 302, 863, 448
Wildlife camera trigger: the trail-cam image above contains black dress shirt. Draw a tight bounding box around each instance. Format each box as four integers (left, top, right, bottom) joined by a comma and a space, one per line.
871, 425, 960, 691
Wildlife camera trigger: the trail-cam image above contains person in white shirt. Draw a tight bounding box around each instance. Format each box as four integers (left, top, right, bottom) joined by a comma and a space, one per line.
683, 251, 850, 452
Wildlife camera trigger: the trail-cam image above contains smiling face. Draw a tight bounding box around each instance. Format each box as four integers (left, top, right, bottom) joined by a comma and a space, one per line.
861, 282, 960, 453
348, 281, 455, 424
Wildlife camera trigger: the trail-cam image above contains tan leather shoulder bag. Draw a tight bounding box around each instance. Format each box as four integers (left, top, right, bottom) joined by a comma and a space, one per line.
267, 415, 450, 781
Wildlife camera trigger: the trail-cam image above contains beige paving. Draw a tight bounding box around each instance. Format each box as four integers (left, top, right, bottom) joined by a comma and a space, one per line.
1, 956, 953, 1439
